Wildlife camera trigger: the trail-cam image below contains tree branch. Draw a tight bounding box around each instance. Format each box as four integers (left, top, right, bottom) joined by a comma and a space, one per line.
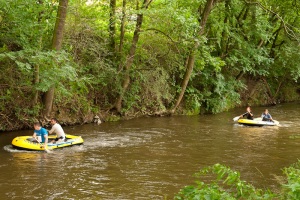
144, 28, 180, 53
244, 0, 300, 43
144, 28, 179, 44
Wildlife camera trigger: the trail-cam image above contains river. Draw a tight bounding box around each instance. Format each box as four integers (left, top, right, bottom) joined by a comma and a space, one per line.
1, 102, 300, 199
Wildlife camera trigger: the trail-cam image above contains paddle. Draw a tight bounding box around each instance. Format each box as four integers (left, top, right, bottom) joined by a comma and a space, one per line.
34, 137, 51, 153
233, 116, 240, 121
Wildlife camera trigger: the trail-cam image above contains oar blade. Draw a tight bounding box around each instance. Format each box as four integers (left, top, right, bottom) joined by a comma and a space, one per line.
233, 116, 240, 121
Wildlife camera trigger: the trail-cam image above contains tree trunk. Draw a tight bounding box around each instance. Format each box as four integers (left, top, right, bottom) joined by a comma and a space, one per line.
171, 0, 216, 113
43, 87, 55, 119
33, 0, 44, 105
43, 0, 68, 118
117, 0, 127, 71
220, 0, 230, 58
109, 0, 116, 52
119, 0, 127, 54
114, 0, 151, 113
171, 54, 197, 112
262, 78, 276, 105
248, 80, 261, 100
51, 0, 68, 50
33, 65, 39, 104
236, 71, 244, 80
269, 23, 282, 58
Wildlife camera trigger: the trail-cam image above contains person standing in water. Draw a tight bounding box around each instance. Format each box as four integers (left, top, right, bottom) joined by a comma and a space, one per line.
240, 106, 254, 120
48, 118, 66, 143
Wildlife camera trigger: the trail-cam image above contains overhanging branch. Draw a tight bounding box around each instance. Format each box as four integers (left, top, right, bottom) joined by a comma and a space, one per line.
244, 0, 300, 43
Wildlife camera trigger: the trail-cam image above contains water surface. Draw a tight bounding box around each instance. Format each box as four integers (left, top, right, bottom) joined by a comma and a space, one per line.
1, 102, 300, 199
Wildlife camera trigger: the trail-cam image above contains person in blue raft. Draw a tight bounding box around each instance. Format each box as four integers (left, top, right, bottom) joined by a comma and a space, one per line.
32, 122, 48, 150
261, 109, 274, 122
240, 106, 254, 120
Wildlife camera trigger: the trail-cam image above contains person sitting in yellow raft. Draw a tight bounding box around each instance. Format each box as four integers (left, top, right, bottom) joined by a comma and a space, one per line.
239, 106, 254, 120
48, 118, 66, 144
261, 109, 274, 122
33, 122, 48, 149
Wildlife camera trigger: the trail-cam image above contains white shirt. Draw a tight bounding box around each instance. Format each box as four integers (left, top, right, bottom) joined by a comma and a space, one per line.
49, 123, 65, 138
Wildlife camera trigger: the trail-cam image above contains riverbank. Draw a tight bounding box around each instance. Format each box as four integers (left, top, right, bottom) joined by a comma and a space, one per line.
1, 96, 299, 132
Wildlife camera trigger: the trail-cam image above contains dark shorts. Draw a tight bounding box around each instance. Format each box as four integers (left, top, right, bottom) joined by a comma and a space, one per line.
55, 136, 64, 141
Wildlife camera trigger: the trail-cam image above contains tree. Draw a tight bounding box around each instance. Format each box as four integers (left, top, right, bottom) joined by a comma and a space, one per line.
119, 0, 127, 54
171, 0, 217, 113
43, 0, 69, 118
109, 0, 116, 52
113, 0, 153, 113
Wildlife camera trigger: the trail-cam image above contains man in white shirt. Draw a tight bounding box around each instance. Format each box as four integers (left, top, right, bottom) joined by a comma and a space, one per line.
49, 118, 66, 143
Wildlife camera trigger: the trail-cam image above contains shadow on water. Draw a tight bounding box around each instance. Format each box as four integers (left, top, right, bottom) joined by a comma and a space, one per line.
1, 102, 300, 199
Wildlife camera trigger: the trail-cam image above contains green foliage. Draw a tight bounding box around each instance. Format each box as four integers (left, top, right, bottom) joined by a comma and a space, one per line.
175, 163, 276, 200
0, 0, 57, 50
184, 87, 202, 115
202, 75, 244, 114
105, 115, 121, 122
281, 160, 300, 199
175, 161, 300, 200
0, 0, 300, 129
271, 44, 300, 82
0, 50, 78, 93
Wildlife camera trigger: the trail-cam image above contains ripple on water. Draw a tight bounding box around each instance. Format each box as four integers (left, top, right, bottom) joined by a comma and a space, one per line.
278, 120, 298, 128
82, 129, 162, 150
3, 145, 37, 153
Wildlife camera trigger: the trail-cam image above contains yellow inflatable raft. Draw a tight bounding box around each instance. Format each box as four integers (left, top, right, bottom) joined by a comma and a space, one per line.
12, 134, 84, 151
238, 117, 279, 127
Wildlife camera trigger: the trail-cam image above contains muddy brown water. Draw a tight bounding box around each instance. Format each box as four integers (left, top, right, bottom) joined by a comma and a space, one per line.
1, 102, 300, 199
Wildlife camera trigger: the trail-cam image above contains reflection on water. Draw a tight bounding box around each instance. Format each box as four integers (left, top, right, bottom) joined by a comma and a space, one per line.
0, 102, 300, 199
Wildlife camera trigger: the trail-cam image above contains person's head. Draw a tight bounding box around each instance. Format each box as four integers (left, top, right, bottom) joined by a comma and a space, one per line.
50, 118, 58, 125
264, 109, 269, 114
33, 122, 42, 130
246, 106, 251, 112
